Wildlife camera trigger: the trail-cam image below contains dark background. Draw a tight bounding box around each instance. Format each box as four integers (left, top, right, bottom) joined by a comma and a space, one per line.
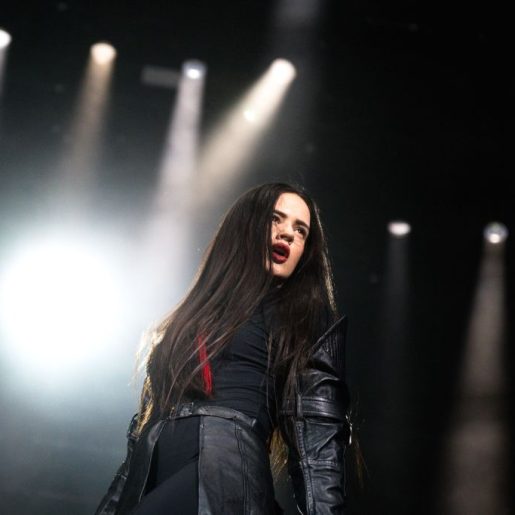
0, 1, 512, 514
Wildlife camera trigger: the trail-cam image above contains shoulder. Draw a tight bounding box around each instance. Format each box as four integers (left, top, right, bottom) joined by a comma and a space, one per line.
312, 313, 348, 359
316, 304, 345, 338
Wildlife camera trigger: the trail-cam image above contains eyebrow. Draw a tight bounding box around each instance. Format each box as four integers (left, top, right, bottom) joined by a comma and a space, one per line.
273, 209, 310, 232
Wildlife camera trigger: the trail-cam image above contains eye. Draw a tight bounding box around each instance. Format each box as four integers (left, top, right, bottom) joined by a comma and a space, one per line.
272, 213, 280, 223
295, 227, 308, 238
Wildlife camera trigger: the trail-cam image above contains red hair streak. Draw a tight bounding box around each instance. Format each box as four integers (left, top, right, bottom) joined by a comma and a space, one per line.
197, 335, 213, 395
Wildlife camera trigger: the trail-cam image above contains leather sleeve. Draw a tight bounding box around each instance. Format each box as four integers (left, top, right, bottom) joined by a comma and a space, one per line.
279, 317, 350, 515
94, 414, 139, 515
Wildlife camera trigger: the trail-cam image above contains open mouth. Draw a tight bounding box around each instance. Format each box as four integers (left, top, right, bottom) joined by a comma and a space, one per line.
272, 243, 290, 264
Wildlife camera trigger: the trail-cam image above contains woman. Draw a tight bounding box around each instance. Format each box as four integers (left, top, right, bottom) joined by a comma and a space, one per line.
96, 183, 351, 514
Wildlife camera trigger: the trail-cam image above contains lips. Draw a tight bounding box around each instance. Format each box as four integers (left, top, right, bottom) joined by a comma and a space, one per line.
272, 242, 290, 264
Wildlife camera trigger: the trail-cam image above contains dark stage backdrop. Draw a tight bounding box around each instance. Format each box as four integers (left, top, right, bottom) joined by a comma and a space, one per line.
0, 1, 512, 514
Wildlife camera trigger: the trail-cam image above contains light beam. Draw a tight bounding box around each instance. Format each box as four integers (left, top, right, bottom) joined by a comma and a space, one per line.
195, 59, 296, 201
438, 232, 509, 514
52, 41, 117, 209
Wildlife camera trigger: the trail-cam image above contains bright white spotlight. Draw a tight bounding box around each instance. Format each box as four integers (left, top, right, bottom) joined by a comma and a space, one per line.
388, 221, 411, 237
183, 59, 206, 80
90, 42, 117, 65
0, 29, 11, 49
484, 222, 508, 244
0, 233, 124, 375
270, 58, 297, 83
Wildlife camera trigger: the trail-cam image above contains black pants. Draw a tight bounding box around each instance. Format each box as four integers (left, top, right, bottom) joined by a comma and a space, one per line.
130, 418, 199, 515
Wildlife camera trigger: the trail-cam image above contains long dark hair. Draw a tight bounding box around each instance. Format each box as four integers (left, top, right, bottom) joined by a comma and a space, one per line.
137, 183, 337, 440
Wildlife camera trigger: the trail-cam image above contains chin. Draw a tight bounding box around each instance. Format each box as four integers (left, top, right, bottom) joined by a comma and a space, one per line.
272, 265, 291, 279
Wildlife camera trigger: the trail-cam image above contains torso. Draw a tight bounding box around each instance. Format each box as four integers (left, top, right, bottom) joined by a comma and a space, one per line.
205, 293, 278, 438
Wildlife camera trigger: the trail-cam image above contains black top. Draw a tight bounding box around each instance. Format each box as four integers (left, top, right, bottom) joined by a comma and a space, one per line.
206, 292, 279, 438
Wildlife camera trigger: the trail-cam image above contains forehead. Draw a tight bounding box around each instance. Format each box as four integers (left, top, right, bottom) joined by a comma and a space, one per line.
274, 193, 311, 225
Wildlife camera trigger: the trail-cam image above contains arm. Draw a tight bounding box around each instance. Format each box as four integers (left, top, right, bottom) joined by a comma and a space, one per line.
279, 317, 351, 514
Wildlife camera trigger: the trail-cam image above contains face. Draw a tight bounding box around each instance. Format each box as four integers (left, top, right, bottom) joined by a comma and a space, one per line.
269, 192, 311, 279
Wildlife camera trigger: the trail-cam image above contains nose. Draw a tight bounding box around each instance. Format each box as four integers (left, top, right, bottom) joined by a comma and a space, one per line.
277, 223, 294, 244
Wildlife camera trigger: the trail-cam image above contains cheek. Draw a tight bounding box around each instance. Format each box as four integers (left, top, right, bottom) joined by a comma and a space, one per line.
293, 244, 305, 264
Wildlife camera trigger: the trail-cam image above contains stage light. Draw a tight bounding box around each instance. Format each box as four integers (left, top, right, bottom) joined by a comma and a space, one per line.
0, 232, 124, 376
0, 28, 11, 97
90, 42, 117, 65
0, 28, 11, 49
484, 222, 508, 244
140, 59, 207, 312
184, 59, 206, 80
54, 40, 117, 203
438, 226, 508, 514
376, 212, 411, 498
196, 58, 297, 198
388, 221, 411, 237
269, 58, 296, 83
155, 58, 206, 197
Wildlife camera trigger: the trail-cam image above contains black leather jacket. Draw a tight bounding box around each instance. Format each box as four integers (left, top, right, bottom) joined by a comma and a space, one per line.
279, 316, 350, 514
95, 316, 350, 515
